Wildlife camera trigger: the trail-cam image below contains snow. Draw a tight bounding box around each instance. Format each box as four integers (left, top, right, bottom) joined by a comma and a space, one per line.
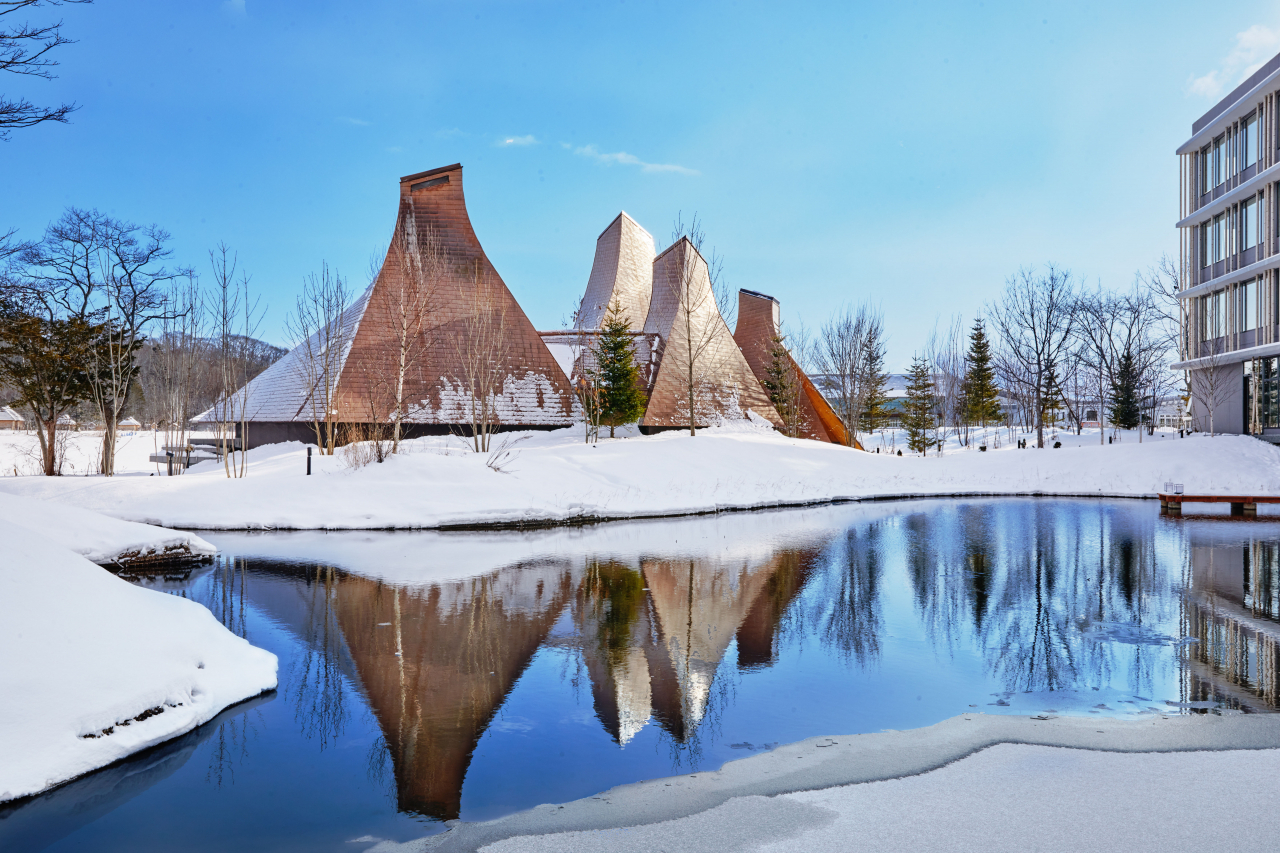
477, 746, 1280, 853
0, 491, 215, 566
0, 519, 277, 803
0, 423, 1273, 530
403, 711, 1280, 853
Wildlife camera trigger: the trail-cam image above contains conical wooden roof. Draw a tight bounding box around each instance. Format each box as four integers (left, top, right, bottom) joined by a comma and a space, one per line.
640, 239, 781, 429
733, 289, 851, 445
210, 164, 577, 429
336, 164, 576, 425
577, 212, 655, 330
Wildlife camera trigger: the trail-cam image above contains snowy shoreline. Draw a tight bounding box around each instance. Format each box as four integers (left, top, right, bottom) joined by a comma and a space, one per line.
0, 424, 1274, 532
412, 712, 1280, 853
0, 520, 277, 804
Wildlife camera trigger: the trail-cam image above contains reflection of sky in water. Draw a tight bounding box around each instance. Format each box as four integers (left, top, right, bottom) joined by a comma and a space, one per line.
9, 499, 1280, 853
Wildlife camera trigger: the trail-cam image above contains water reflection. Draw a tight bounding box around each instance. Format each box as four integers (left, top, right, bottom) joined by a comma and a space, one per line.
40, 499, 1280, 848
1183, 520, 1280, 710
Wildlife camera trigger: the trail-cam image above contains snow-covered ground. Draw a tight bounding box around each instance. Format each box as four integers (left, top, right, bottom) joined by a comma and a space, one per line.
374, 712, 1280, 853
0, 519, 277, 803
0, 491, 215, 566
0, 422, 1272, 530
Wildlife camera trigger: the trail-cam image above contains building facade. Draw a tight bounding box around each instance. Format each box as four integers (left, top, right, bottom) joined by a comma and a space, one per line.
1176, 51, 1280, 436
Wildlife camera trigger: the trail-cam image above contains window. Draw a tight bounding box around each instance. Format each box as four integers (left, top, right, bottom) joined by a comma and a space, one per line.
1214, 136, 1226, 186
1202, 290, 1226, 340
1214, 213, 1227, 262
1241, 279, 1257, 331
1201, 147, 1213, 195
1200, 222, 1212, 267
1243, 113, 1260, 169
1243, 197, 1259, 250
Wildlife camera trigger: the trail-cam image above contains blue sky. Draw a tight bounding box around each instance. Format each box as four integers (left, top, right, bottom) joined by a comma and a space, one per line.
4, 0, 1280, 368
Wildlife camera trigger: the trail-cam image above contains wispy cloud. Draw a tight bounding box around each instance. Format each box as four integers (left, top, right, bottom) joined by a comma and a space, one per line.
436, 127, 467, 139
1189, 24, 1280, 98
337, 116, 370, 127
498, 134, 538, 146
572, 144, 698, 175
221, 0, 246, 15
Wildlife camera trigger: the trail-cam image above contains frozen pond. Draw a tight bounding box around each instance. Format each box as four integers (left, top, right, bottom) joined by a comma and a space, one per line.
5, 498, 1280, 852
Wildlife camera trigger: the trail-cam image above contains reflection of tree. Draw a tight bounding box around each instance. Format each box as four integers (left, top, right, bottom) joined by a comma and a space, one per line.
288, 565, 351, 750
813, 525, 884, 667
575, 561, 653, 745
205, 709, 261, 789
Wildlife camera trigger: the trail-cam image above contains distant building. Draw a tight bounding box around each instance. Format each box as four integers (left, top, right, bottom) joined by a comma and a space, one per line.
0, 406, 23, 430
1174, 50, 1280, 438
118, 417, 142, 431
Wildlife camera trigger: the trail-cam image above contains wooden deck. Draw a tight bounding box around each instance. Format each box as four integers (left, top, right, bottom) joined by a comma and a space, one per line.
1158, 493, 1280, 516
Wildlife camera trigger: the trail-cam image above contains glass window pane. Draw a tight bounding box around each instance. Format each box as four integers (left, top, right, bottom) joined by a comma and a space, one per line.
1244, 199, 1258, 250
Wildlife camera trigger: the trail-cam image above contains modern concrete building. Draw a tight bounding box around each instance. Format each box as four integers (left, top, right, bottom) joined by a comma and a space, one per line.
1175, 51, 1280, 437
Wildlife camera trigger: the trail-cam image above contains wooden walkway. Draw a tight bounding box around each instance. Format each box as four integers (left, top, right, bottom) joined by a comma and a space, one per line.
1158, 493, 1280, 516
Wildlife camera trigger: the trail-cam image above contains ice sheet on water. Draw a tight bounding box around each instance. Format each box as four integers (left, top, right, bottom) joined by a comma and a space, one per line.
1076, 619, 1197, 647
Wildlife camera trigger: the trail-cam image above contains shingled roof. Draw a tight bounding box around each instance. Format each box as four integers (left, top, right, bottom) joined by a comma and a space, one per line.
640, 238, 781, 429
577, 211, 655, 330
733, 288, 852, 446
205, 164, 576, 432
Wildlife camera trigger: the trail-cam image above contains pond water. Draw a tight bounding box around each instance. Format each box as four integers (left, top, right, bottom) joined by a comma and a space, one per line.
5, 498, 1280, 852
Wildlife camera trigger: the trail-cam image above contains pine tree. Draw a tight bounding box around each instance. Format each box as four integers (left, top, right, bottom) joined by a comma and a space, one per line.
593, 300, 648, 438
859, 343, 890, 434
962, 318, 1001, 427
1108, 349, 1141, 430
760, 333, 804, 437
902, 354, 936, 454
1040, 361, 1064, 427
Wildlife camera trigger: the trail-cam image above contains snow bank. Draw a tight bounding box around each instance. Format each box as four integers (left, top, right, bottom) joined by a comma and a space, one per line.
0, 520, 277, 803
0, 425, 1275, 530
0, 492, 215, 566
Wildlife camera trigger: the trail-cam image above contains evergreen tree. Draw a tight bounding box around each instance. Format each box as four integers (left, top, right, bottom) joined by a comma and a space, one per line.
859, 342, 890, 434
1108, 348, 1141, 430
962, 318, 1001, 427
902, 354, 936, 454
1040, 361, 1064, 427
760, 333, 804, 437
593, 300, 648, 437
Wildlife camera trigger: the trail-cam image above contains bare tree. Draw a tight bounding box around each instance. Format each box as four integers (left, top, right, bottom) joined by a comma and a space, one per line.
378, 212, 445, 453
208, 243, 264, 476
989, 266, 1077, 449
663, 214, 733, 436
287, 263, 352, 455
1189, 339, 1233, 436
144, 272, 205, 471
0, 0, 92, 140
927, 316, 966, 453
450, 261, 508, 453
19, 207, 184, 474
814, 304, 884, 448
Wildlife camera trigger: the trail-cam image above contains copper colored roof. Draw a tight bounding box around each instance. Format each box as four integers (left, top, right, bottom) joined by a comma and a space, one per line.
640, 238, 781, 429
733, 288, 853, 446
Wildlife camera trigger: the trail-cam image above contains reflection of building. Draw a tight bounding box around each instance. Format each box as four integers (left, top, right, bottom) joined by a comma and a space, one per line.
1184, 528, 1280, 708
333, 567, 576, 821
1172, 51, 1280, 438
